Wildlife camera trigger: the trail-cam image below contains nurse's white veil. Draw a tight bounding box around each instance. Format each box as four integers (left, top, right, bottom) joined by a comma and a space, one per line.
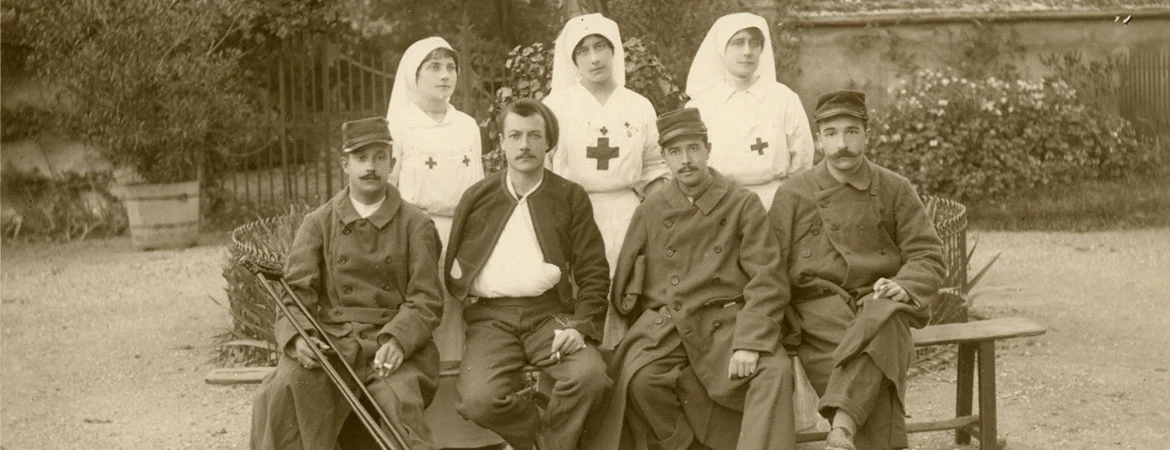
685, 13, 776, 100
550, 13, 626, 93
386, 37, 456, 137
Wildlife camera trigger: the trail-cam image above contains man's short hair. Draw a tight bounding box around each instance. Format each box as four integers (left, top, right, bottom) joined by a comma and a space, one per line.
499, 98, 560, 146
572, 33, 614, 64
416, 47, 460, 77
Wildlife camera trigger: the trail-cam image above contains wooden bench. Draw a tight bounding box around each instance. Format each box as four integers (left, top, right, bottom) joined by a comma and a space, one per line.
795, 317, 1046, 449
207, 317, 1045, 450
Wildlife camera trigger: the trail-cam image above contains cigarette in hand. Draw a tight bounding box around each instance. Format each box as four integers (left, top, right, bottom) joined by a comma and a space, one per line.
553, 351, 562, 363
381, 363, 394, 370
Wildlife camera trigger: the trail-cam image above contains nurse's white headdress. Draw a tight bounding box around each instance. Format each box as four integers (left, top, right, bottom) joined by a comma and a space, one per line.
685, 12, 776, 100
550, 13, 626, 92
386, 37, 455, 136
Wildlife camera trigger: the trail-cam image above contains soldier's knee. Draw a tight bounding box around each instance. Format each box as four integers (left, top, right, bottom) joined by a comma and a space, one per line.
626, 366, 668, 401
455, 384, 509, 421
754, 356, 795, 388
566, 361, 611, 399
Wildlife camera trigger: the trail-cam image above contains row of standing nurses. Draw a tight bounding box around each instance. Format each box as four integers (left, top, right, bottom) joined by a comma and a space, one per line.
384, 11, 816, 362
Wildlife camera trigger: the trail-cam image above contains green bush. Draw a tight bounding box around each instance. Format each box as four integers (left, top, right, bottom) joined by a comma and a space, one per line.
0, 167, 127, 241
16, 0, 263, 184
481, 37, 687, 174
868, 68, 1153, 203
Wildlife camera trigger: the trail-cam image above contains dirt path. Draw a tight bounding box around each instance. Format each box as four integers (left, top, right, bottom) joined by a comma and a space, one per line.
3, 228, 1168, 449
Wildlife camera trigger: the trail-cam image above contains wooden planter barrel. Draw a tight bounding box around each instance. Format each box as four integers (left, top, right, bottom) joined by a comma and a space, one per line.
117, 180, 200, 250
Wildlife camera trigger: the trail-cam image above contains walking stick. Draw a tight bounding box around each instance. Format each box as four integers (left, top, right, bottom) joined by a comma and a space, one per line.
239, 258, 411, 450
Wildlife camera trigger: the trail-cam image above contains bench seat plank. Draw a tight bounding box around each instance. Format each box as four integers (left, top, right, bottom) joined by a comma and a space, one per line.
912, 317, 1045, 347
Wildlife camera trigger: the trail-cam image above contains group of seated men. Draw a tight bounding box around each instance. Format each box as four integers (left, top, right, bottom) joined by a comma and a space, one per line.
249, 89, 946, 450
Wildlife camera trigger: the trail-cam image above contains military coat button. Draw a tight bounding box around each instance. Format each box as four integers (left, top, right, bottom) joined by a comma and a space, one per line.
342, 227, 352, 235
712, 320, 722, 329
880, 248, 888, 255
670, 276, 680, 286
713, 245, 722, 253
654, 317, 664, 325
666, 248, 675, 257
383, 256, 393, 263
342, 285, 353, 294
802, 250, 811, 258
811, 228, 821, 236
830, 223, 840, 231
672, 303, 681, 311
338, 256, 348, 264
381, 283, 391, 291
664, 219, 673, 228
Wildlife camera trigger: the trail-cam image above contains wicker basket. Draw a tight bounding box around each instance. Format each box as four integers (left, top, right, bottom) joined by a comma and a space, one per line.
224, 206, 310, 343
921, 195, 969, 325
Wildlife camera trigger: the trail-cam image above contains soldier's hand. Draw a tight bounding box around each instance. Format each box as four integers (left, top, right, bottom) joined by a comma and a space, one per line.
728, 350, 760, 379
292, 335, 330, 370
374, 337, 405, 378
551, 328, 587, 361
873, 278, 909, 303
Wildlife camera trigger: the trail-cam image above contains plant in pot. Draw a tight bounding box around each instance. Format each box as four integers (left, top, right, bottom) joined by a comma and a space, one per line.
15, 0, 262, 249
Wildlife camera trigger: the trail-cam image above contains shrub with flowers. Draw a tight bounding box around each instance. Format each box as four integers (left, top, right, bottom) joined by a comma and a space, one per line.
868, 68, 1154, 203
480, 37, 687, 174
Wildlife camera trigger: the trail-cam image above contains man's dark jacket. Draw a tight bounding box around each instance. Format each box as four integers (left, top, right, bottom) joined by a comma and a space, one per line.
444, 169, 610, 341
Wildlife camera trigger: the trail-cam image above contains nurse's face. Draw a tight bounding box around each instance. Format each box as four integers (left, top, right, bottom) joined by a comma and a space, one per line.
573, 35, 615, 86
723, 28, 764, 80
415, 51, 458, 101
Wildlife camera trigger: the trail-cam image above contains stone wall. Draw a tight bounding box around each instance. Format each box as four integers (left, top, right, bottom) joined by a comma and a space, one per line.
773, 8, 1170, 119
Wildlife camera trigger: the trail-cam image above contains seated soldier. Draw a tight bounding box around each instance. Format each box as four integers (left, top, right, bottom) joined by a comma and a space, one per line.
250, 117, 444, 450
768, 90, 945, 450
591, 107, 796, 450
445, 98, 612, 450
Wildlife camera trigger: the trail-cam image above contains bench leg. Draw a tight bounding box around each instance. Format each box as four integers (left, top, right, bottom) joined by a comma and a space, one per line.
977, 341, 998, 450
955, 342, 976, 445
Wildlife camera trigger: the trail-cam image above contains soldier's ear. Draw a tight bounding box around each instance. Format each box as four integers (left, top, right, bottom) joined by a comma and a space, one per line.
339, 154, 349, 170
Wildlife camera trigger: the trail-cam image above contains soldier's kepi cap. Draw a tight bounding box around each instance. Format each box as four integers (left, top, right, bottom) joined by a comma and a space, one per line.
341, 117, 393, 153
657, 107, 708, 146
814, 89, 868, 123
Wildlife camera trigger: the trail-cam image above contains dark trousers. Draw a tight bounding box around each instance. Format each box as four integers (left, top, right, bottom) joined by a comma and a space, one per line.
456, 293, 612, 450
251, 325, 439, 450
796, 296, 910, 450
626, 333, 795, 450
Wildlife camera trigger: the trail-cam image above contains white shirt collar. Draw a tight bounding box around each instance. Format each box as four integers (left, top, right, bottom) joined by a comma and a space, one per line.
505, 170, 545, 201
349, 194, 385, 219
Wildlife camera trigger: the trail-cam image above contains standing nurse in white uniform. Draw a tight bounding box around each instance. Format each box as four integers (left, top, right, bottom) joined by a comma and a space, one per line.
543, 13, 668, 270
387, 37, 484, 364
686, 13, 814, 209
387, 36, 484, 249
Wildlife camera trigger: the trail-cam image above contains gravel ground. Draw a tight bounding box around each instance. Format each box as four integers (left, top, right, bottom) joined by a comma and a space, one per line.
3, 228, 1169, 449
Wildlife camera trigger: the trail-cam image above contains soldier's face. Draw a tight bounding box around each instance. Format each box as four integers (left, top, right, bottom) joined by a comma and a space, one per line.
724, 28, 764, 80
573, 35, 614, 86
817, 115, 868, 173
341, 143, 393, 196
661, 135, 711, 188
500, 112, 549, 175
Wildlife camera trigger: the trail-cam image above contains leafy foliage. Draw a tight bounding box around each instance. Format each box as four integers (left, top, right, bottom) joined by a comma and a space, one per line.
0, 167, 127, 241
868, 67, 1155, 203
480, 37, 687, 174
0, 104, 55, 142
15, 0, 264, 184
